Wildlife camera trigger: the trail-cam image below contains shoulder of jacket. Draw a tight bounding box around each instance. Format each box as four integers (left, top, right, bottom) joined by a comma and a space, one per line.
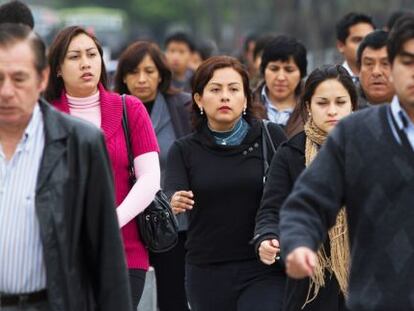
166, 92, 192, 106
52, 108, 103, 142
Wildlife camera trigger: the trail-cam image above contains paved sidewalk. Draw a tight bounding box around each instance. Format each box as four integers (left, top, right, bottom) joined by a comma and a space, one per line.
137, 266, 157, 311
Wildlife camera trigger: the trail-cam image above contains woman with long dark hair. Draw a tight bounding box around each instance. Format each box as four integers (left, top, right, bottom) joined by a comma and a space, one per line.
165, 56, 287, 311
44, 26, 160, 309
254, 65, 357, 311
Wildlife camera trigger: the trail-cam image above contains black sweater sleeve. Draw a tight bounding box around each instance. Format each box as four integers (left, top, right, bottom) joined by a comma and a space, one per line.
279, 126, 346, 259
164, 140, 191, 199
253, 146, 295, 250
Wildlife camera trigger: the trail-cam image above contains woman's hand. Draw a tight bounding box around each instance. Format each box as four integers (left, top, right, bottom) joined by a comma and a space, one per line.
171, 190, 194, 215
259, 239, 280, 265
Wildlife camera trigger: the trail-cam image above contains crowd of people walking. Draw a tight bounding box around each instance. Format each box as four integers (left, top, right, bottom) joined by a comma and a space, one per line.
0, 1, 414, 311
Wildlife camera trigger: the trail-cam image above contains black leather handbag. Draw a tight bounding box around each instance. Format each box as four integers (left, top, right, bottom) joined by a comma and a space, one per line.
121, 95, 179, 253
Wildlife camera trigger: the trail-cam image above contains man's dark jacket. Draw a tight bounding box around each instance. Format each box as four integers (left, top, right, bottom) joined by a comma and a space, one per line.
35, 99, 132, 311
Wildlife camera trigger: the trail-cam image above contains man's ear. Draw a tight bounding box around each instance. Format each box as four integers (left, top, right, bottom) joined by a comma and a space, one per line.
39, 67, 50, 92
336, 40, 345, 54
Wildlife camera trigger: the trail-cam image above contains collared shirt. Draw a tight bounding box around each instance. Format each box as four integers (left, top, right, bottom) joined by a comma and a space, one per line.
261, 85, 293, 127
341, 61, 359, 85
389, 96, 414, 150
0, 104, 46, 293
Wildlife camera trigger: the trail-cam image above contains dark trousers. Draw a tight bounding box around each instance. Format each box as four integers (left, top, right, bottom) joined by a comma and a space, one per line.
186, 259, 286, 311
129, 268, 146, 309
0, 301, 50, 311
149, 232, 189, 311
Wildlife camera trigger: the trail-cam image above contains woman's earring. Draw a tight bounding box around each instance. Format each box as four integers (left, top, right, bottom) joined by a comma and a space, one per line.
243, 107, 247, 115
200, 107, 204, 115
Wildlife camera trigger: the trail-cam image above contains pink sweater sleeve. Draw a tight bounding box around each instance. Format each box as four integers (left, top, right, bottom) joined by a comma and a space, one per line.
117, 152, 161, 227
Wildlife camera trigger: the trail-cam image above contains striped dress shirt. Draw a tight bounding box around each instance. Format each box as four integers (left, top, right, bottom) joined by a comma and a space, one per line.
389, 96, 414, 150
0, 104, 46, 294
261, 85, 293, 127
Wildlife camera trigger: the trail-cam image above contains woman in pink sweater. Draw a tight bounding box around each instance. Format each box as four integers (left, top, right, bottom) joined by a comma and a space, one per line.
44, 26, 160, 309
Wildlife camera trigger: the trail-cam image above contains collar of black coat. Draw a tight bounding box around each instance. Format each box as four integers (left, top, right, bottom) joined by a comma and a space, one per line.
39, 97, 70, 144
37, 97, 70, 192
281, 130, 306, 155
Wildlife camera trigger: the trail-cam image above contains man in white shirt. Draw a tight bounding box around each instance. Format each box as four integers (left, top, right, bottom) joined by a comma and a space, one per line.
336, 12, 375, 83
0, 24, 131, 311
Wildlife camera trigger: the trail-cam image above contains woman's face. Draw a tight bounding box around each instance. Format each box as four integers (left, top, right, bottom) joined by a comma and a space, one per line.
123, 54, 161, 103
194, 67, 247, 131
264, 57, 301, 103
309, 79, 353, 133
59, 33, 102, 97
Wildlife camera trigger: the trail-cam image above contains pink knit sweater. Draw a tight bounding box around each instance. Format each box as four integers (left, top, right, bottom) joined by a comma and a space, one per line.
52, 84, 159, 270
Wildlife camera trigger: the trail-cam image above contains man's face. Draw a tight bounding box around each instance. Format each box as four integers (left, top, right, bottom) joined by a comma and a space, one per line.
391, 38, 414, 109
359, 46, 395, 104
0, 40, 48, 129
337, 22, 374, 70
165, 41, 192, 75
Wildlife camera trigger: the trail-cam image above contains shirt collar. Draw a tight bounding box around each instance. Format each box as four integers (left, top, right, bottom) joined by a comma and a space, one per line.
21, 103, 42, 150
261, 85, 272, 108
341, 61, 355, 77
260, 85, 293, 113
390, 96, 413, 130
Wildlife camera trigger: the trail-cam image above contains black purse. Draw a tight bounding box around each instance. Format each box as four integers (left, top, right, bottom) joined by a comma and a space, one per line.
121, 95, 179, 253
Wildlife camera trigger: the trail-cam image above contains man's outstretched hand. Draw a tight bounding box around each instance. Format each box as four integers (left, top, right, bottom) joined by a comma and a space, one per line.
285, 247, 317, 279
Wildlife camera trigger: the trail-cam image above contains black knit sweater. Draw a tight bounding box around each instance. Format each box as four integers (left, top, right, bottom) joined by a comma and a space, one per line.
280, 105, 414, 311
165, 120, 286, 265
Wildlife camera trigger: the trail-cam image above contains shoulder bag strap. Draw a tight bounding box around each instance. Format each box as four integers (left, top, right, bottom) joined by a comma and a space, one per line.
261, 120, 277, 184
121, 94, 137, 185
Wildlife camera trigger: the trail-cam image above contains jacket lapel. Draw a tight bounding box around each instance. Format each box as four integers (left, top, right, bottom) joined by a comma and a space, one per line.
151, 93, 170, 135
36, 99, 69, 192
165, 93, 192, 138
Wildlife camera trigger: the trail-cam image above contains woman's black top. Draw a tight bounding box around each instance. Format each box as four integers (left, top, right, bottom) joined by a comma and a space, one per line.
254, 131, 345, 311
165, 119, 286, 265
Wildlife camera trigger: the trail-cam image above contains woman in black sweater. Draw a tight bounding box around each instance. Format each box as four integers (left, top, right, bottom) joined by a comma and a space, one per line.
254, 65, 357, 311
165, 56, 286, 311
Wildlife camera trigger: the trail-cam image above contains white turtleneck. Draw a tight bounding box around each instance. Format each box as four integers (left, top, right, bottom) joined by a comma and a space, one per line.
67, 91, 101, 128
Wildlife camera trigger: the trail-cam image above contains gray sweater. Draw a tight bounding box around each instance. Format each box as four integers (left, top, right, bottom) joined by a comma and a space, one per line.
280, 105, 414, 311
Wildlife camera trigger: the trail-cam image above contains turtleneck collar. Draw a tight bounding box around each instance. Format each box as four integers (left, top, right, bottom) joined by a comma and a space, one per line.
67, 91, 100, 109
66, 90, 101, 128
208, 118, 250, 146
